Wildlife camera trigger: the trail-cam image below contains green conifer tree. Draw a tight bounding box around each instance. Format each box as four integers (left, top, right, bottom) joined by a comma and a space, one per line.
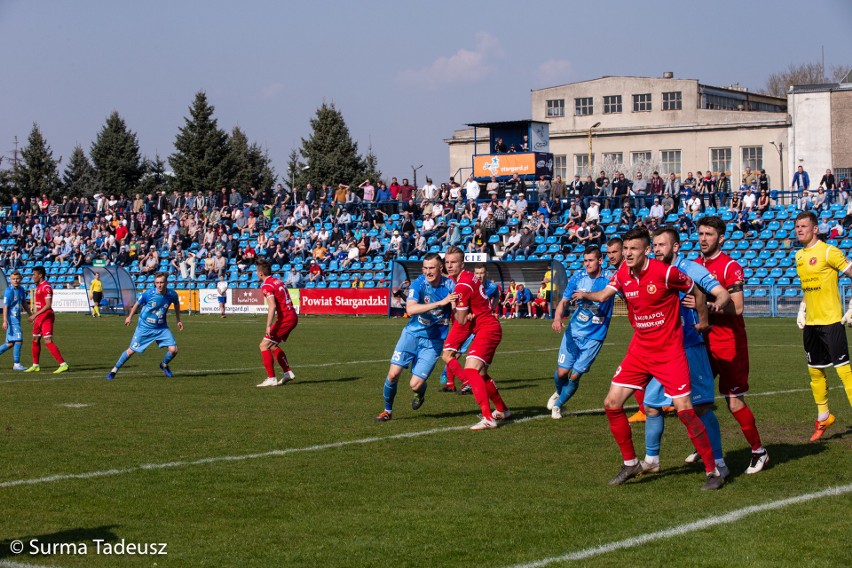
62, 144, 97, 198
170, 91, 232, 193
90, 111, 143, 197
14, 123, 61, 199
299, 102, 366, 188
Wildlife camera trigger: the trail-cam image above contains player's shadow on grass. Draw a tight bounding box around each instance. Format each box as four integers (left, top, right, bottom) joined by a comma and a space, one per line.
0, 525, 120, 558
300, 376, 360, 384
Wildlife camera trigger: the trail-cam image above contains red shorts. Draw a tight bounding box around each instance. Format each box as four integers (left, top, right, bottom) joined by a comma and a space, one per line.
466, 319, 502, 366
32, 312, 55, 338
265, 315, 298, 344
612, 343, 691, 399
443, 321, 473, 352
706, 342, 750, 397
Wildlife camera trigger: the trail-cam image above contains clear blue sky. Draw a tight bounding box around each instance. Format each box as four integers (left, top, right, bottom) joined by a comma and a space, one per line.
1, 0, 849, 186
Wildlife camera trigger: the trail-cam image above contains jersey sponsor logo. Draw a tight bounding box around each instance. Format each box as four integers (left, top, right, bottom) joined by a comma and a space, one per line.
577, 312, 590, 322
646, 283, 657, 294
624, 290, 639, 298
809, 256, 817, 265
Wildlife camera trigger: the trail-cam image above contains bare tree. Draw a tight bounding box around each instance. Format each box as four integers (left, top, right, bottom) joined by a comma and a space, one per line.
762, 61, 851, 97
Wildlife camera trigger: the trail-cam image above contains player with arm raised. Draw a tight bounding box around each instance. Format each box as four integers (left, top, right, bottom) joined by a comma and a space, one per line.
106, 272, 183, 380
0, 270, 30, 370
794, 211, 852, 440
444, 247, 511, 430
375, 253, 456, 421
696, 216, 768, 474
547, 246, 614, 419
25, 266, 69, 374
640, 227, 732, 478
574, 228, 725, 490
256, 260, 299, 387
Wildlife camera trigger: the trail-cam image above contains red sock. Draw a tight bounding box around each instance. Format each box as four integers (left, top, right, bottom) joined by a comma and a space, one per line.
678, 409, 716, 474
463, 368, 492, 420
273, 348, 290, 373
261, 350, 276, 378
605, 408, 636, 461
732, 405, 763, 451
45, 342, 64, 364
32, 340, 41, 365
633, 389, 645, 412
483, 375, 508, 412
446, 358, 464, 388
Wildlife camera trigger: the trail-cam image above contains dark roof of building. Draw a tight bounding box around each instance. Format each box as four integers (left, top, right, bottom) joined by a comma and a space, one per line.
465, 120, 547, 129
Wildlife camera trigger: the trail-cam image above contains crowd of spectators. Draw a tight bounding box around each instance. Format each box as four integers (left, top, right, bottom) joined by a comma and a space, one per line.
0, 165, 848, 287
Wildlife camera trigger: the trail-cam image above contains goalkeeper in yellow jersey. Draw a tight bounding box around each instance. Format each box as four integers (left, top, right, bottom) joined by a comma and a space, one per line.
794, 211, 852, 441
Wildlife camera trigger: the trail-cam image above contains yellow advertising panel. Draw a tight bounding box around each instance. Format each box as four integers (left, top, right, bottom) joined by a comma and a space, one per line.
473, 153, 537, 178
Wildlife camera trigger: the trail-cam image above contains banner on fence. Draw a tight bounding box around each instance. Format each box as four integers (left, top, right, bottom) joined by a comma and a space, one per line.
51, 289, 90, 312
299, 288, 387, 315
198, 288, 300, 315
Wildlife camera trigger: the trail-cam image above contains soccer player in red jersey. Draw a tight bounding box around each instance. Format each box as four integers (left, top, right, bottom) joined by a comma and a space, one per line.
24, 266, 69, 374
696, 216, 768, 474
255, 260, 299, 387
443, 247, 510, 430
574, 228, 725, 490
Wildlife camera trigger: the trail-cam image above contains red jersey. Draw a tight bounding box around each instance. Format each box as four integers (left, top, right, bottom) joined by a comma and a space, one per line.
261, 276, 297, 321
35, 280, 54, 313
452, 270, 499, 330
607, 257, 693, 351
696, 251, 747, 346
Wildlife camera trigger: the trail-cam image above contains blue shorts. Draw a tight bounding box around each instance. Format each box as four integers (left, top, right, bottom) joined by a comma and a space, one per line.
6, 321, 23, 343
460, 334, 473, 354
129, 326, 177, 354
218, 296, 227, 304
645, 343, 715, 408
557, 333, 603, 375
390, 328, 444, 380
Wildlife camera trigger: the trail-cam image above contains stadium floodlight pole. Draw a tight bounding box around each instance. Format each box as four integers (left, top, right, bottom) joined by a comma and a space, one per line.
412, 164, 423, 190
588, 122, 601, 178
770, 141, 784, 197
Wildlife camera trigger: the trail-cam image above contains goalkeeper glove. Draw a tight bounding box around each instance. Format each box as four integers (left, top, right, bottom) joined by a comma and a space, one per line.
841, 298, 852, 327
796, 301, 806, 329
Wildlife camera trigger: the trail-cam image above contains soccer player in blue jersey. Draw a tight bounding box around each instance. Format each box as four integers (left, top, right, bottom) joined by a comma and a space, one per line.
0, 270, 30, 370
375, 253, 457, 421
640, 227, 732, 476
547, 246, 615, 419
106, 272, 183, 380
439, 264, 498, 393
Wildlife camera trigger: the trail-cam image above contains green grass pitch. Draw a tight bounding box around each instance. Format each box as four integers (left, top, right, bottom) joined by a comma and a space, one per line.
0, 314, 850, 567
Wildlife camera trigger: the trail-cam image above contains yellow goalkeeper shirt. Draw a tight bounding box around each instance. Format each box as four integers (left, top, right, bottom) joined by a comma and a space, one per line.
90, 279, 103, 293
796, 239, 851, 325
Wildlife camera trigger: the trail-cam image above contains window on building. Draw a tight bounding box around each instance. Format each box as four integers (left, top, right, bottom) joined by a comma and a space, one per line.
710, 147, 732, 174
633, 93, 652, 112
575, 154, 593, 178
836, 168, 852, 185
631, 151, 652, 166
546, 99, 565, 117
603, 95, 622, 114
741, 146, 763, 172
661, 150, 682, 177
554, 155, 567, 180
603, 153, 623, 170
662, 91, 682, 111
574, 97, 593, 116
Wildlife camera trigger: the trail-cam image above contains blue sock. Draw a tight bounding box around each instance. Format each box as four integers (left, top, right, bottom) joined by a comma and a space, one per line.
162, 350, 175, 365
0, 343, 9, 357
13, 342, 21, 364
553, 369, 566, 393
383, 378, 398, 412
114, 351, 131, 370
557, 377, 580, 407
700, 410, 724, 461
440, 368, 448, 386
644, 410, 665, 458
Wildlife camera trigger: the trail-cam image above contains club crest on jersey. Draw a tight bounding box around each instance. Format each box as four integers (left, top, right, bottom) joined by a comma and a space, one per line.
809, 257, 817, 265
646, 283, 657, 294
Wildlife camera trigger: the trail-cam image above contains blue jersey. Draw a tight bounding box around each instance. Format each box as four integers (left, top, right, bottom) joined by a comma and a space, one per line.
483, 279, 500, 300
672, 254, 720, 348
562, 268, 614, 341
404, 275, 454, 341
137, 288, 180, 330
3, 286, 26, 324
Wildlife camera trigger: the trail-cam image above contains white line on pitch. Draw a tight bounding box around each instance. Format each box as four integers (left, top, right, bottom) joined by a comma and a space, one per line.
0, 380, 820, 490
0, 347, 560, 384
503, 483, 852, 568
0, 560, 60, 568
